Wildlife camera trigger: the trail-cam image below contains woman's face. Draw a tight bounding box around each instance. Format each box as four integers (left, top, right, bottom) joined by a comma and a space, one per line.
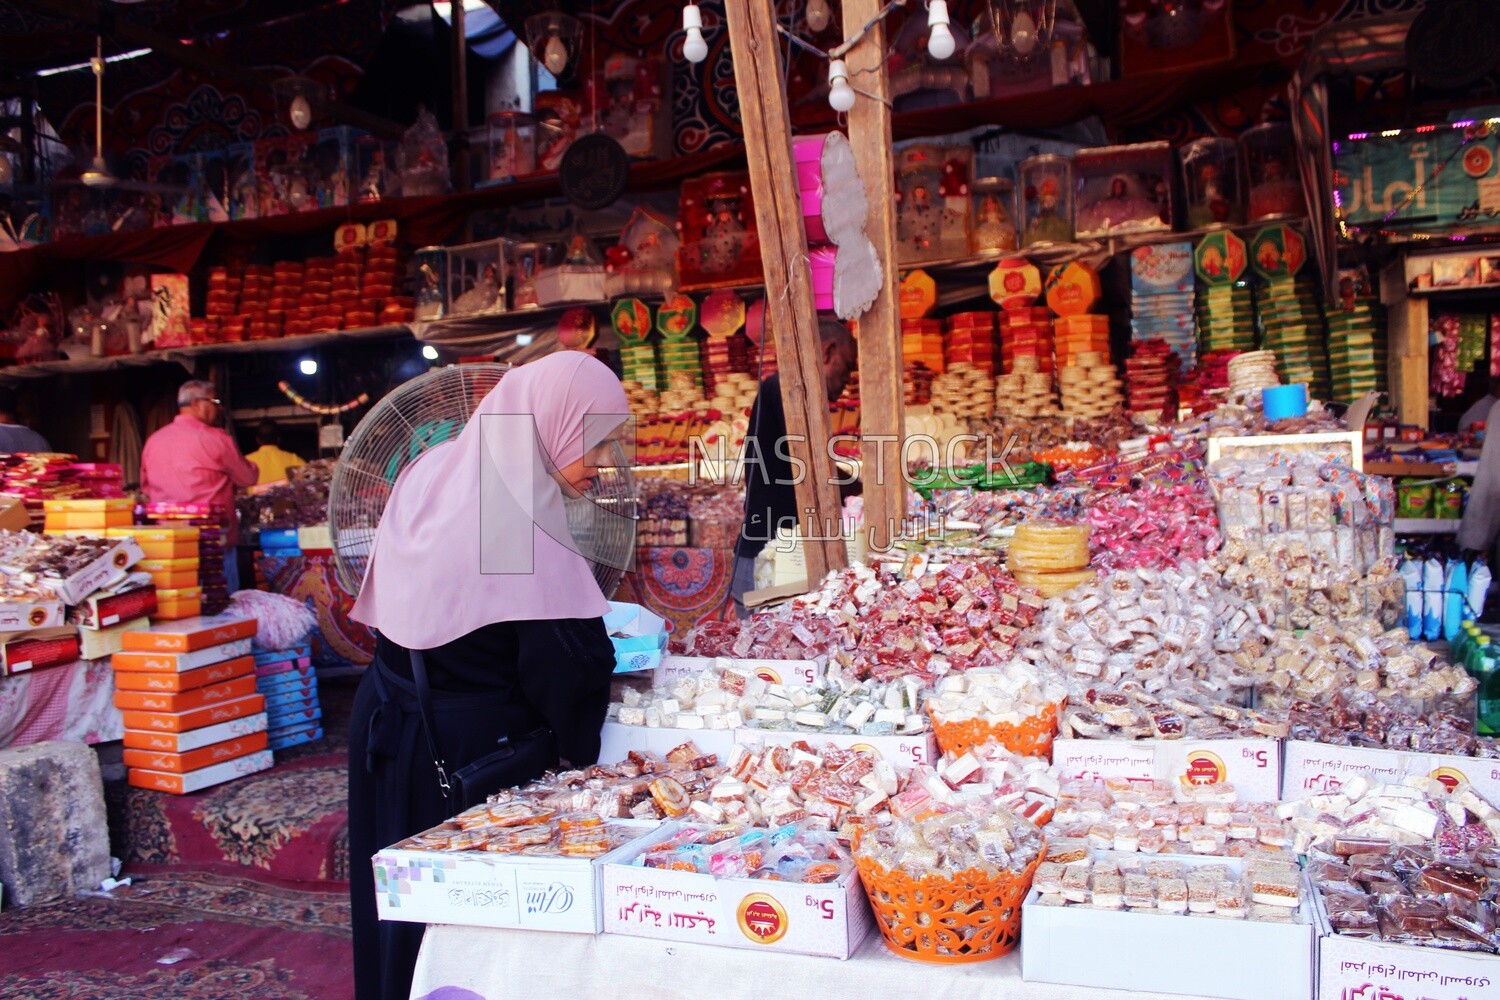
552, 422, 626, 498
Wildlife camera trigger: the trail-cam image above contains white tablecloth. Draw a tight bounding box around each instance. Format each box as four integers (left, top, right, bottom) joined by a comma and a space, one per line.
410, 924, 1190, 1000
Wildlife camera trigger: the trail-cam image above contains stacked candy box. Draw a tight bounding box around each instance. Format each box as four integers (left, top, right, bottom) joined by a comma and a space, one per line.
254, 642, 322, 750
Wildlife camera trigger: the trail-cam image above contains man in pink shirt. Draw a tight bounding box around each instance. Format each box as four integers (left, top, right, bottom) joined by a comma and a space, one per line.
140, 380, 258, 593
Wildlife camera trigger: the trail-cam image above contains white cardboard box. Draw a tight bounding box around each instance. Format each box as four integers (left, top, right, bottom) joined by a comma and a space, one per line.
601, 825, 873, 959
1311, 871, 1500, 1000
49, 538, 146, 604
1051, 737, 1283, 802
597, 722, 736, 765
654, 655, 822, 689
734, 727, 939, 768
1022, 855, 1316, 1000
1281, 740, 1429, 798
373, 822, 662, 933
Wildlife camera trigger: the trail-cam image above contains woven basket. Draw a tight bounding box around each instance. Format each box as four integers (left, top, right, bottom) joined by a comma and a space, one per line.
929, 701, 1060, 759
854, 849, 1044, 963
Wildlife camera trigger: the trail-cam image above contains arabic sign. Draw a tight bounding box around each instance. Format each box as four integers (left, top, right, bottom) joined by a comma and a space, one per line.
1334, 112, 1500, 234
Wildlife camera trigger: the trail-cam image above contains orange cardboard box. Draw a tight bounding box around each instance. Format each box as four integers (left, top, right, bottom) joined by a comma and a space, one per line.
113, 674, 257, 713
120, 615, 257, 653
119, 693, 265, 733
107, 526, 200, 561
112, 639, 254, 673
111, 655, 254, 693
122, 711, 268, 752
122, 731, 268, 774
145, 570, 200, 591
44, 511, 134, 532
127, 748, 274, 793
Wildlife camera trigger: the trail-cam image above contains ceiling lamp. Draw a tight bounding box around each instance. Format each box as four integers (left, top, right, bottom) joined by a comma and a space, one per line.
805, 0, 833, 33
986, 0, 1056, 62
80, 36, 115, 188
525, 12, 584, 78
271, 75, 332, 131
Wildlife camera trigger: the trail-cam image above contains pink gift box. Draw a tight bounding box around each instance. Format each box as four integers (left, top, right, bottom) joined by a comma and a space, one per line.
809, 246, 837, 310
793, 134, 832, 244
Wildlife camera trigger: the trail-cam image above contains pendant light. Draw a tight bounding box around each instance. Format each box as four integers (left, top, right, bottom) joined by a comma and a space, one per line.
80, 37, 115, 188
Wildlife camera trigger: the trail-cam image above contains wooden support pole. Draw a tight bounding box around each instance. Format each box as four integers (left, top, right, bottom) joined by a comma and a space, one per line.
449, 0, 472, 192
722, 0, 847, 584
842, 0, 905, 553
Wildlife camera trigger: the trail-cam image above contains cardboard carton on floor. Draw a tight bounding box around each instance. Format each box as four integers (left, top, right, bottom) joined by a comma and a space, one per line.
121, 712, 269, 753
127, 747, 274, 794
601, 823, 873, 959
119, 693, 266, 733
112, 639, 253, 673
119, 615, 256, 653
373, 820, 662, 933
122, 731, 268, 773
112, 655, 255, 693
113, 674, 258, 713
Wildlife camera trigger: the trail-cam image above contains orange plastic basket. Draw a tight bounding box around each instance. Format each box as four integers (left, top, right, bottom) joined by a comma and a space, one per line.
854, 849, 1044, 963
929, 701, 1060, 759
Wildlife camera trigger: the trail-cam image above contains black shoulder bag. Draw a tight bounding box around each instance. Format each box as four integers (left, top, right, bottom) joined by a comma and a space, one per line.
409, 648, 558, 812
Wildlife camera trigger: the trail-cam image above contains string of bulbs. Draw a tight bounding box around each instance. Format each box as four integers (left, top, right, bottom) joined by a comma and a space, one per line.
680, 1, 955, 113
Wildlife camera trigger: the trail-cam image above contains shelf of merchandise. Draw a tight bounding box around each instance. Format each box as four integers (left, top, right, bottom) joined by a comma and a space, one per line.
1394, 518, 1461, 534
0, 324, 415, 381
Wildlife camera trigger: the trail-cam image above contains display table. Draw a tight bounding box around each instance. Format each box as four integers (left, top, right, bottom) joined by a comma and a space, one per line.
410, 925, 1183, 1000
0, 660, 121, 749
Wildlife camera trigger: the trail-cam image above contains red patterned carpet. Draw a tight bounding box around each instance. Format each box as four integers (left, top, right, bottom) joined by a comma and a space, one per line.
0, 866, 352, 999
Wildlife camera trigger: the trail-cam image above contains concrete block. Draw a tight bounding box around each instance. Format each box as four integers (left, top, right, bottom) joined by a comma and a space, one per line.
0, 740, 110, 906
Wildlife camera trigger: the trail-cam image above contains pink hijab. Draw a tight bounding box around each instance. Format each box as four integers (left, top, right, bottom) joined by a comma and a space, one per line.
351, 352, 630, 649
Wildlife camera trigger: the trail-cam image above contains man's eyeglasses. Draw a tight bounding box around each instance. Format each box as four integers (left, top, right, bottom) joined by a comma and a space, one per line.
193, 397, 222, 406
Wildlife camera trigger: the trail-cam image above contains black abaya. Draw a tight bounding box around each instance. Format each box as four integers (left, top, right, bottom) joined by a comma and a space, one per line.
347, 616, 615, 1000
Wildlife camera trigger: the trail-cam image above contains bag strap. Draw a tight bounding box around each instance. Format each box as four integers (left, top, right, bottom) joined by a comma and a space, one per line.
408, 648, 454, 800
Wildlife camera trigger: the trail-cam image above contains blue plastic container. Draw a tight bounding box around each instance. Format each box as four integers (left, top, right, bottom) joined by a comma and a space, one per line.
1262, 383, 1308, 420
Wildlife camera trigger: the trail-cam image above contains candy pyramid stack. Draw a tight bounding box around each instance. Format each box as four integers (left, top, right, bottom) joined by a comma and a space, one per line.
1325, 295, 1387, 405
1124, 339, 1179, 423
902, 319, 946, 373
704, 371, 758, 418
1195, 283, 1257, 356
254, 642, 323, 751
1000, 306, 1054, 375
112, 615, 272, 794
1227, 350, 1281, 398
1129, 243, 1197, 370
945, 312, 997, 374
995, 355, 1062, 419
1057, 352, 1123, 419
1255, 275, 1331, 400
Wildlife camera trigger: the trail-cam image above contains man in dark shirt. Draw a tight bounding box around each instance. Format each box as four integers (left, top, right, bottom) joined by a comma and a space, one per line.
0, 386, 49, 453
731, 317, 857, 617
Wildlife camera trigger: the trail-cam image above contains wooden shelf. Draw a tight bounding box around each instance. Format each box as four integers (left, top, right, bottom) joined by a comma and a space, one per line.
0, 323, 414, 381
1395, 518, 1461, 534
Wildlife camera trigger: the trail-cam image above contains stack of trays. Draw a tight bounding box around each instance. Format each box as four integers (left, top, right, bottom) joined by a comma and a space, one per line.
112, 616, 270, 794
1000, 307, 1055, 375
1058, 352, 1124, 419
929, 363, 995, 419
945, 312, 996, 373
1195, 284, 1257, 356
254, 642, 323, 751
902, 319, 946, 373
1124, 339, 1180, 423
1326, 296, 1388, 404
620, 341, 662, 393
995, 355, 1061, 419
656, 338, 703, 390
1130, 243, 1197, 370
1255, 276, 1331, 401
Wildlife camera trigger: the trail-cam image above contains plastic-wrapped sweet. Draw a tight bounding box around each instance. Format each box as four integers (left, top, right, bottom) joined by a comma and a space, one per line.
1032, 851, 1300, 919
922, 741, 1060, 824
631, 821, 853, 884
1298, 777, 1500, 952
1044, 778, 1292, 856
1249, 619, 1477, 713
1085, 482, 1222, 571
926, 665, 1067, 734
854, 800, 1044, 880
697, 740, 907, 832
484, 743, 726, 822
609, 663, 930, 737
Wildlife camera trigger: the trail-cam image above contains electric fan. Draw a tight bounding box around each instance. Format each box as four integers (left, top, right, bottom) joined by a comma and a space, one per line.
328, 363, 638, 600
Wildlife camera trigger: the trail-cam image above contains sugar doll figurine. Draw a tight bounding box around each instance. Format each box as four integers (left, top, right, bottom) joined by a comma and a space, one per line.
1187, 161, 1232, 229
699, 197, 746, 274
899, 183, 941, 255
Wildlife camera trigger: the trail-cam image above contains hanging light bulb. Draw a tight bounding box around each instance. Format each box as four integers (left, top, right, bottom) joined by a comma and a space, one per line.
805, 0, 832, 33
543, 34, 569, 75
298, 358, 318, 376
1011, 8, 1039, 55
827, 59, 856, 113
421, 345, 439, 361
289, 93, 312, 130
682, 4, 709, 63
927, 0, 956, 59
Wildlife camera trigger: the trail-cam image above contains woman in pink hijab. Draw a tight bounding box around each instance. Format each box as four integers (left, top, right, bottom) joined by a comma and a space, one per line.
347, 352, 629, 1000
